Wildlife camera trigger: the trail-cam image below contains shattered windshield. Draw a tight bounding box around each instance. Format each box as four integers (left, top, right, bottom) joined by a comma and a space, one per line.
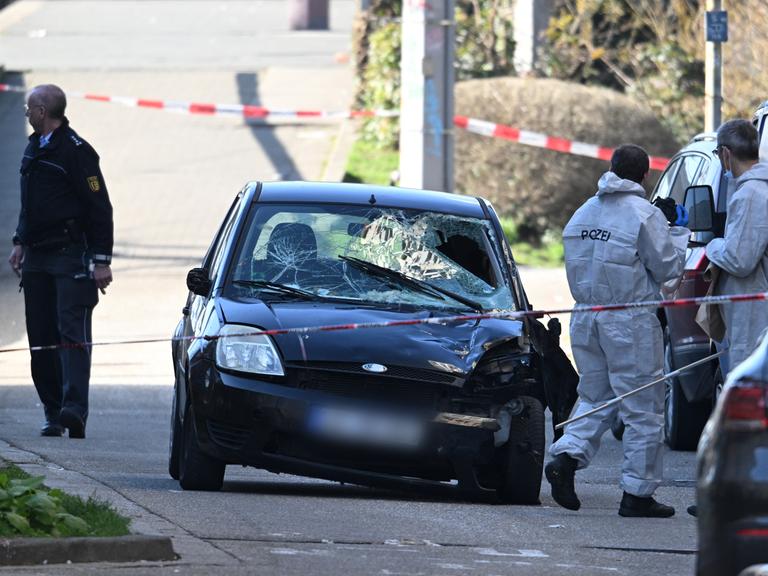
226, 204, 515, 312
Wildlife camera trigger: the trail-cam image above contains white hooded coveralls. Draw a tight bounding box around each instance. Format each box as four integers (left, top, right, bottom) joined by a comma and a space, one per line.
550, 172, 688, 497
707, 162, 768, 371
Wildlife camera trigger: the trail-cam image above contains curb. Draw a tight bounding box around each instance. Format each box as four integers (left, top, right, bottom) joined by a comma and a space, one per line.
0, 535, 176, 566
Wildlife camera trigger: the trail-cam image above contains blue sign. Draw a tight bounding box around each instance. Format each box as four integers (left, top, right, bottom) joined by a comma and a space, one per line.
706, 11, 728, 42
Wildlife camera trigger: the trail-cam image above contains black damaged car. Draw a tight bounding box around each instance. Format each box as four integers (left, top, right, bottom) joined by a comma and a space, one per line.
168, 181, 577, 503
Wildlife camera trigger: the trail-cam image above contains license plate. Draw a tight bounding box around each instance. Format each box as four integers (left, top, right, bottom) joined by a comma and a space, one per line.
306, 405, 424, 448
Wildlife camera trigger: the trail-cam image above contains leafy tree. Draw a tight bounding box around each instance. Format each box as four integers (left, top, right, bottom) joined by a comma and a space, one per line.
541, 0, 704, 141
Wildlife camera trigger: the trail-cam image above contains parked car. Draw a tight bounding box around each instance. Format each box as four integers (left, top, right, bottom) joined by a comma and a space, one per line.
695, 328, 768, 576
649, 133, 728, 450
168, 181, 574, 503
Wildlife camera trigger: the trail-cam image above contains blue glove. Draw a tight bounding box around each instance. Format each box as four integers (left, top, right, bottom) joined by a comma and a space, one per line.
674, 204, 689, 227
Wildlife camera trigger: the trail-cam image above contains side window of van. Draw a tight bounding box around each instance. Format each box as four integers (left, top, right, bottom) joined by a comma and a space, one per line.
651, 158, 681, 201
669, 155, 704, 204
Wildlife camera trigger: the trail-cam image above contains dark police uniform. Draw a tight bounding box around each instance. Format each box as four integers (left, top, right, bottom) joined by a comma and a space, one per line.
14, 117, 113, 431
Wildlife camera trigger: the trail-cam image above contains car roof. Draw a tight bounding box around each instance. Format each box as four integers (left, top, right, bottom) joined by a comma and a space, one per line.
253, 181, 487, 218
680, 132, 718, 155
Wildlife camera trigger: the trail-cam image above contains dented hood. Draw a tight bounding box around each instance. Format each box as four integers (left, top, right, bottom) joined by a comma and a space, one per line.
218, 297, 524, 382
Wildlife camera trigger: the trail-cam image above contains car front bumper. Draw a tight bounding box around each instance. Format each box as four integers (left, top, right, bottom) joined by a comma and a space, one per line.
189, 368, 507, 499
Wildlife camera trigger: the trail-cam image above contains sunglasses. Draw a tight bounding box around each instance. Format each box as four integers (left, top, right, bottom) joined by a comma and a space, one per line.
712, 145, 729, 156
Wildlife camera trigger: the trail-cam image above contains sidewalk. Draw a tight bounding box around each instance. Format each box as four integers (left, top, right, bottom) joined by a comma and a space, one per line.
0, 1, 357, 382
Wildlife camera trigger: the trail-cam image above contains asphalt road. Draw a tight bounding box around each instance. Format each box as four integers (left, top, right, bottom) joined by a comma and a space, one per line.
0, 2, 699, 574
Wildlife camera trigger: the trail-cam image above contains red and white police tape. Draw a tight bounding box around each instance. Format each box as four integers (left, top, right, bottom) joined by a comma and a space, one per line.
0, 290, 763, 354
0, 83, 398, 120
453, 115, 671, 172
0, 83, 671, 170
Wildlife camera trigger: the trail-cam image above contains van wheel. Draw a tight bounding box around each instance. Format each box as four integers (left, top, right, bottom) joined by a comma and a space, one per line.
711, 366, 724, 409
178, 404, 225, 491
498, 396, 544, 504
663, 336, 711, 451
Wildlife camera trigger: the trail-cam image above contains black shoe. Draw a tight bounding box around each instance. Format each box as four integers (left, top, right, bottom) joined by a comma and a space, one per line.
687, 505, 698, 517
545, 453, 581, 511
40, 421, 64, 437
610, 417, 625, 441
59, 408, 86, 439
618, 492, 675, 518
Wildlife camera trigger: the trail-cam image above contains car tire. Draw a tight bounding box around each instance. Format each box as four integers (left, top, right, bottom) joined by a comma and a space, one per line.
168, 379, 182, 480
498, 396, 544, 505
178, 404, 225, 491
664, 336, 711, 451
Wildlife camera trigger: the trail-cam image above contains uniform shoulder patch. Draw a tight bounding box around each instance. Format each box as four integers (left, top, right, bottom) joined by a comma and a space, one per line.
69, 134, 83, 146
87, 176, 101, 192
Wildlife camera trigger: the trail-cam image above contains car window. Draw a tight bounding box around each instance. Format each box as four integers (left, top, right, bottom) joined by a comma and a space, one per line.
669, 155, 704, 204
694, 157, 712, 185
651, 158, 681, 201
208, 196, 242, 280
227, 204, 515, 312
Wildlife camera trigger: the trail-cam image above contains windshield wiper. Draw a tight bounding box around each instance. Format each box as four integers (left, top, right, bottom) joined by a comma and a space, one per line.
232, 279, 315, 300
339, 256, 482, 311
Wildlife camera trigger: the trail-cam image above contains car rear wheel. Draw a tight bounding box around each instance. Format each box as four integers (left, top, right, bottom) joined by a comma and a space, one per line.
168, 380, 182, 480
498, 396, 544, 504
178, 404, 225, 491
663, 335, 711, 451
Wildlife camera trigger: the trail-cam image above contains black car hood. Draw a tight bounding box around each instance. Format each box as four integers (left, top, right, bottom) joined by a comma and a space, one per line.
218, 297, 524, 380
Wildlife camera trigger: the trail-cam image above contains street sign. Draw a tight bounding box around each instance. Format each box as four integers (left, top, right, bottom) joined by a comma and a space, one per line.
706, 10, 728, 43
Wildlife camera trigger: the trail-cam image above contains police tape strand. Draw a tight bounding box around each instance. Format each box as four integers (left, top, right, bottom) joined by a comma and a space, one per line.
554, 349, 727, 431
0, 290, 764, 355
0, 83, 670, 170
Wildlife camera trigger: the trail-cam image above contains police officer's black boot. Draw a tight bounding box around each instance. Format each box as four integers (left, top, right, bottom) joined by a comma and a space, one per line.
59, 407, 86, 439
545, 453, 581, 511
40, 406, 63, 437
618, 492, 675, 518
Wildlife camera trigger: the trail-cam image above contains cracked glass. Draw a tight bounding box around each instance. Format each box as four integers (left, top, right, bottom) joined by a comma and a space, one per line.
226, 204, 515, 312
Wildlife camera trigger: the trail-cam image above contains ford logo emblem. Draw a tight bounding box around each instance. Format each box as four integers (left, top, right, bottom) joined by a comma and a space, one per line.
362, 363, 387, 373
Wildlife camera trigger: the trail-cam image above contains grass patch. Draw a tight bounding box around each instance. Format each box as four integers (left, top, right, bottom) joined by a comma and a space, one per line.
0, 464, 130, 538
342, 138, 399, 186
499, 216, 564, 268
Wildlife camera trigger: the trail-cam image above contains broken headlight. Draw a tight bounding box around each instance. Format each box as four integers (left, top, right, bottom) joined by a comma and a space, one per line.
471, 347, 537, 390
215, 324, 284, 376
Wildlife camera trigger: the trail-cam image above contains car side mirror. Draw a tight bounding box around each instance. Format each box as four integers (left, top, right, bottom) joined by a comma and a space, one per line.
186, 267, 212, 296
683, 185, 715, 232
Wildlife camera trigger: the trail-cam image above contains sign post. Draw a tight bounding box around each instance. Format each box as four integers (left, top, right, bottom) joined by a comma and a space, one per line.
705, 3, 727, 132
399, 0, 455, 193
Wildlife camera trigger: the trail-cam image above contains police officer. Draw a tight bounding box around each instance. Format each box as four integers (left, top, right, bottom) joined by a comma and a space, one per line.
7, 84, 113, 439
545, 145, 688, 517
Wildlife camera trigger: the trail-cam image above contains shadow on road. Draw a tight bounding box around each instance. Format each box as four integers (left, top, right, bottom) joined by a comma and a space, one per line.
0, 71, 27, 347
236, 72, 303, 181
222, 479, 494, 506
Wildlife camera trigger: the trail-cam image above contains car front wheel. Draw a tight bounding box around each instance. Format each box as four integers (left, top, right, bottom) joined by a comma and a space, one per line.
498, 396, 544, 504
178, 404, 226, 491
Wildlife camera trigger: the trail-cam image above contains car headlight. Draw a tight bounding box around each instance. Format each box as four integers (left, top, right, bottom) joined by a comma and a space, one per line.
215, 324, 284, 376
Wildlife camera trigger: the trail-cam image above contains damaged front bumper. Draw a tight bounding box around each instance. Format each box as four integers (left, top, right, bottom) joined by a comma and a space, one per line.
190, 368, 524, 500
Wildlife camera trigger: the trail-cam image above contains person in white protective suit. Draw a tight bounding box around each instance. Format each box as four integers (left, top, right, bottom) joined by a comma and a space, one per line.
707, 119, 768, 371
545, 145, 689, 518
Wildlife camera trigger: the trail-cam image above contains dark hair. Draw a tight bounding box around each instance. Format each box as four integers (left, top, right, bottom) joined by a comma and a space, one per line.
32, 84, 67, 120
610, 144, 649, 184
717, 119, 759, 161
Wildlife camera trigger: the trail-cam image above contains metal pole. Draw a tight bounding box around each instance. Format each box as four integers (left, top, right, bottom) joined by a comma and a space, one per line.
398, 0, 455, 192
555, 350, 726, 431
705, 0, 723, 132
